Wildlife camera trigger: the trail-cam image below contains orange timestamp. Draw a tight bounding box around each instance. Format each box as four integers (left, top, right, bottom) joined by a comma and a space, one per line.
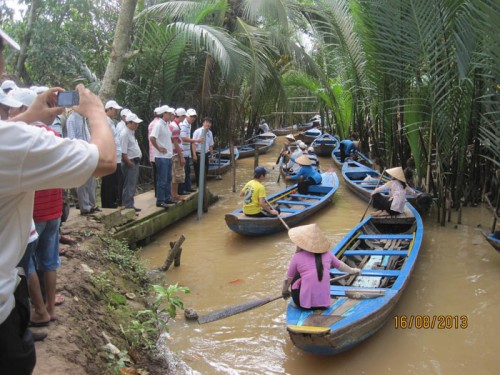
394, 315, 468, 329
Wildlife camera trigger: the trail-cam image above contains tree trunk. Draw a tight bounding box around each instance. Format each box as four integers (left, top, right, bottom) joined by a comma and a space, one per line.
16, 0, 41, 83
98, 0, 138, 100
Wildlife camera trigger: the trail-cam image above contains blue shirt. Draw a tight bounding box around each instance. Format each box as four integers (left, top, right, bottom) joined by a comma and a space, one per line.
289, 165, 322, 184
340, 139, 356, 156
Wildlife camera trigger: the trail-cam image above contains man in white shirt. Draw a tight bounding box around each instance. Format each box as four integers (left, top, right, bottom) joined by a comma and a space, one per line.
179, 108, 203, 194
192, 117, 214, 187
149, 105, 175, 208
102, 100, 123, 208
120, 113, 143, 212
0, 27, 116, 374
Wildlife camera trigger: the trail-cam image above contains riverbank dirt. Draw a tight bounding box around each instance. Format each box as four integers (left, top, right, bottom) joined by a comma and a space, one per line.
31, 210, 175, 375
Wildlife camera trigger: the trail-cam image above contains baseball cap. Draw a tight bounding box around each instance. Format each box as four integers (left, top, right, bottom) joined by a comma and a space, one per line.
0, 28, 20, 51
1, 88, 36, 108
1, 80, 18, 92
254, 166, 268, 178
125, 113, 143, 123
156, 105, 171, 115
186, 108, 197, 117
165, 106, 175, 114
120, 108, 131, 117
105, 100, 123, 110
153, 106, 162, 114
175, 107, 186, 116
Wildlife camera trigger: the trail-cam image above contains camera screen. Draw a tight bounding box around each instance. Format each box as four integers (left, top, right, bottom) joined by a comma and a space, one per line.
57, 91, 78, 107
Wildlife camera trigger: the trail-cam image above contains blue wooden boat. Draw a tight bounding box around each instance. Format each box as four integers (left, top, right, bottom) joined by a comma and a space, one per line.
483, 231, 500, 252
207, 158, 231, 177
341, 160, 427, 214
225, 172, 339, 236
331, 142, 372, 168
286, 202, 423, 355
296, 128, 322, 145
311, 134, 339, 156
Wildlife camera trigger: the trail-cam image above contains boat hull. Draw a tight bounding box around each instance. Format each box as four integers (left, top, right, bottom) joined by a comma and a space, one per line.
225, 172, 339, 236
286, 203, 423, 355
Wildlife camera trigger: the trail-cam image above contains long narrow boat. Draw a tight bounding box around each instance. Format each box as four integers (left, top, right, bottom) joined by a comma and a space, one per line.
286, 202, 423, 355
341, 160, 423, 209
295, 128, 322, 145
311, 134, 339, 156
482, 231, 500, 252
225, 172, 339, 236
207, 158, 231, 177
331, 143, 372, 168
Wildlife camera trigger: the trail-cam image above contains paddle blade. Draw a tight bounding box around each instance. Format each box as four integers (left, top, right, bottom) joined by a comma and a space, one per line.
198, 295, 282, 324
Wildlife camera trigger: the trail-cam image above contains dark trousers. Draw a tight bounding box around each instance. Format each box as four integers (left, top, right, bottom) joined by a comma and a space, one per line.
100, 164, 119, 208
372, 193, 399, 215
194, 153, 210, 187
297, 178, 316, 194
339, 143, 346, 162
0, 276, 36, 375
122, 159, 140, 208
151, 162, 157, 198
116, 163, 123, 205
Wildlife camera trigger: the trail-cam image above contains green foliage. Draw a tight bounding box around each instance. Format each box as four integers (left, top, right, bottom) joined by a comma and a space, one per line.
122, 283, 190, 351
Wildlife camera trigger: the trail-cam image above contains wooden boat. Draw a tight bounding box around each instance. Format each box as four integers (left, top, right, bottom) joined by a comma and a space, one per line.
286, 202, 423, 355
225, 172, 339, 236
207, 158, 231, 177
311, 134, 339, 156
331, 142, 372, 168
341, 160, 421, 208
215, 146, 239, 160
255, 132, 277, 144
482, 231, 500, 252
295, 128, 322, 145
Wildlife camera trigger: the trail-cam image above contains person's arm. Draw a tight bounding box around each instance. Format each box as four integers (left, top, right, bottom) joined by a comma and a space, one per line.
149, 136, 166, 153
258, 197, 279, 215
10, 87, 64, 126
371, 181, 390, 195
281, 277, 293, 299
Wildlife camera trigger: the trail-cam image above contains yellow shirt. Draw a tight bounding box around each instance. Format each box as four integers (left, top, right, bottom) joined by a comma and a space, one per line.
241, 179, 266, 215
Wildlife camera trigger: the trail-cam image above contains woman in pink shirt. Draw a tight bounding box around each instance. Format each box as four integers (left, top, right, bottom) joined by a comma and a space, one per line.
282, 224, 360, 310
371, 166, 417, 216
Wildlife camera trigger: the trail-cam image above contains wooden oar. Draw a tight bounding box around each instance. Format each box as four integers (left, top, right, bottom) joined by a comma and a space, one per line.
198, 295, 282, 324
360, 169, 385, 222
265, 198, 290, 230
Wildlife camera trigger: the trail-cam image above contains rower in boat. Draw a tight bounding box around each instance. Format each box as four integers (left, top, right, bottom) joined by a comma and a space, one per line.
284, 155, 322, 194
281, 224, 360, 310
370, 166, 419, 217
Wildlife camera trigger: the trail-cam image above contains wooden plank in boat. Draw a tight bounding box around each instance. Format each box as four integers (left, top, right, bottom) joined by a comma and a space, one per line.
287, 325, 331, 334
290, 194, 322, 200
358, 234, 414, 240
343, 250, 408, 256
275, 200, 314, 206
331, 269, 400, 277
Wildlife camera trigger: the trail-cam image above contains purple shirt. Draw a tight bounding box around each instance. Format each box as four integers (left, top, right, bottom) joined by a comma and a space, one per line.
287, 251, 342, 308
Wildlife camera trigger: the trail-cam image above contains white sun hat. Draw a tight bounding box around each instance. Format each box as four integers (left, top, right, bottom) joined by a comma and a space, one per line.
2, 88, 36, 108
186, 108, 197, 117
105, 100, 123, 110
125, 113, 143, 123
120, 108, 131, 117
175, 107, 186, 116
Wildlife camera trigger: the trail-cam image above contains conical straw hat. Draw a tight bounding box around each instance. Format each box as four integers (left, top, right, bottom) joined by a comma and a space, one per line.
285, 134, 295, 141
288, 224, 330, 254
296, 155, 312, 166
386, 166, 406, 183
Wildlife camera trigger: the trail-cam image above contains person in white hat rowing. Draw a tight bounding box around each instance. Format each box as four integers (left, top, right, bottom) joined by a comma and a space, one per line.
282, 224, 360, 310
370, 166, 418, 216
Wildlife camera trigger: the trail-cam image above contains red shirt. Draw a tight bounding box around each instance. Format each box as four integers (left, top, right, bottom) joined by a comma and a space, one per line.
33, 126, 63, 222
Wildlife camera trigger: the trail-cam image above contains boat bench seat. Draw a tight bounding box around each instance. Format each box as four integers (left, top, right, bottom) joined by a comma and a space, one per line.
279, 208, 299, 213
358, 234, 413, 240
290, 194, 321, 200
275, 200, 314, 206
307, 185, 328, 194
331, 269, 400, 277
343, 250, 408, 256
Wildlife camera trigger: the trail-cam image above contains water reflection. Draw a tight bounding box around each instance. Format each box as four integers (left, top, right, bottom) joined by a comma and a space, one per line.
140, 138, 500, 374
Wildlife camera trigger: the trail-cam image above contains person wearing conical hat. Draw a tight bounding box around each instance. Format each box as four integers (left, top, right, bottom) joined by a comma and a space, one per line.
285, 155, 322, 194
370, 166, 418, 216
282, 224, 360, 309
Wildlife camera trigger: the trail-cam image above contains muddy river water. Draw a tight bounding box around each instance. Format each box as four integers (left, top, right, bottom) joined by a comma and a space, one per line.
139, 138, 500, 375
